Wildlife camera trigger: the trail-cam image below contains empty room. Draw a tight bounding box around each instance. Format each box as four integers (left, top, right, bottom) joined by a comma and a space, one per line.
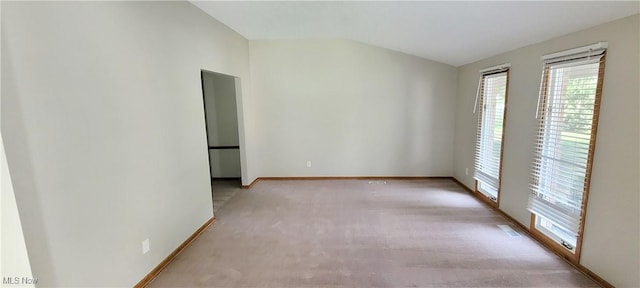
2, 1, 638, 287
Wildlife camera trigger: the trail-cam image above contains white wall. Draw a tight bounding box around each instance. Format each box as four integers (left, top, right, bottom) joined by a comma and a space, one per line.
250, 39, 457, 177
453, 15, 639, 287
1, 2, 252, 286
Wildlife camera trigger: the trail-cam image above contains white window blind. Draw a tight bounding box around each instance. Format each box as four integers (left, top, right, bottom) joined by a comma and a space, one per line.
474, 65, 509, 199
528, 43, 606, 246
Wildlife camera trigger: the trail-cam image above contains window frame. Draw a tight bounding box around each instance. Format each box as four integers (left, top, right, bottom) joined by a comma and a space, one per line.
529, 51, 606, 263
473, 67, 510, 208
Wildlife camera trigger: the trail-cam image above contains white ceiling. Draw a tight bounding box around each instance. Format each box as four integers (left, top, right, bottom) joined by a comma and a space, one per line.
191, 1, 639, 67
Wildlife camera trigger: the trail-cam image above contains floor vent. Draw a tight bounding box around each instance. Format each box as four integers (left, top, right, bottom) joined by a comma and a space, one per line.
368, 181, 387, 185
497, 224, 521, 237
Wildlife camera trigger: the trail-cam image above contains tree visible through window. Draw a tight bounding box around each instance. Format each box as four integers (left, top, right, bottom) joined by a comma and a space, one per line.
528, 44, 606, 261
474, 67, 509, 203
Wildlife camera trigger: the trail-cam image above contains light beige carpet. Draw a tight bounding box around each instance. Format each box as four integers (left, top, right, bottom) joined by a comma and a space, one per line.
148, 179, 598, 287
211, 179, 242, 213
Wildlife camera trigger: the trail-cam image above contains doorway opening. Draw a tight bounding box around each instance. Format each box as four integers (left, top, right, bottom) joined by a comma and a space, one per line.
200, 70, 243, 213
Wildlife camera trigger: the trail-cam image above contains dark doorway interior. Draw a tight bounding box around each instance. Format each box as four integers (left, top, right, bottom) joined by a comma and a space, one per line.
201, 70, 242, 211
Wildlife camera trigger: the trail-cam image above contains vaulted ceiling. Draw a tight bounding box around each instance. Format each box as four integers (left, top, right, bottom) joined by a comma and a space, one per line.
191, 1, 639, 67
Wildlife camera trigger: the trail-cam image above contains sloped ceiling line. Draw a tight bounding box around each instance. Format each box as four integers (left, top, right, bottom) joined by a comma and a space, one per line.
191, 1, 639, 67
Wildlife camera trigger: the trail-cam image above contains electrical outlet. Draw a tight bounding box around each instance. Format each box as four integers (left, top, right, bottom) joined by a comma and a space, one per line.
306, 160, 312, 168
142, 238, 150, 254
465, 168, 469, 175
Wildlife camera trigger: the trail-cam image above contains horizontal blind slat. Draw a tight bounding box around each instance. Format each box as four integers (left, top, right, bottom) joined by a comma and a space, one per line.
528, 52, 604, 239
474, 71, 507, 199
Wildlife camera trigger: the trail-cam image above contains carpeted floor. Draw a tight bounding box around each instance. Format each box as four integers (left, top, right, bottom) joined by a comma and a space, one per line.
148, 179, 598, 287
211, 179, 242, 213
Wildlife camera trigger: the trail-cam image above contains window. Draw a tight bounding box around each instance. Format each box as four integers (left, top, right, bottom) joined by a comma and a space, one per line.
528, 43, 606, 260
473, 64, 509, 204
